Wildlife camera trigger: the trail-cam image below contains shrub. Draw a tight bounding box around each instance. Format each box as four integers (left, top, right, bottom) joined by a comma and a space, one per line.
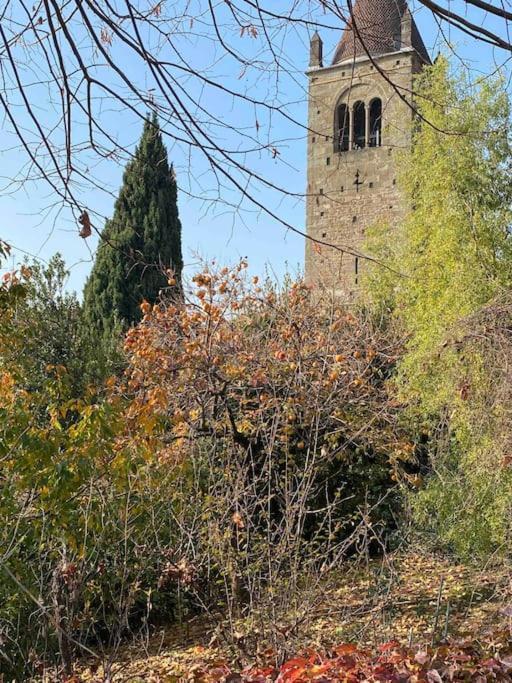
0, 260, 182, 679
363, 58, 512, 560
0, 260, 412, 677
120, 261, 413, 652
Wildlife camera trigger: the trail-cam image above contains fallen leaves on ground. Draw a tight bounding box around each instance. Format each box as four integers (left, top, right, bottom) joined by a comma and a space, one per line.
48, 552, 512, 682
73, 637, 512, 682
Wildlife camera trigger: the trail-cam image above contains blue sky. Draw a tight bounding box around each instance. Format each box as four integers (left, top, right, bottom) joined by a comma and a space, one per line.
0, 1, 509, 295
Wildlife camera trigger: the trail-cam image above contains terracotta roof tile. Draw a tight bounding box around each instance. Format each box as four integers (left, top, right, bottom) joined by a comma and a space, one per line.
332, 0, 430, 64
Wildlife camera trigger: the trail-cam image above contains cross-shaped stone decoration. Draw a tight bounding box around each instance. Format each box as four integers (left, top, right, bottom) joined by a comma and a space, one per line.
354, 169, 364, 193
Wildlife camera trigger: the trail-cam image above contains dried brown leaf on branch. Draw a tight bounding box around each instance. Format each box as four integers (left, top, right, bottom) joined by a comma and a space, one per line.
78, 210, 92, 238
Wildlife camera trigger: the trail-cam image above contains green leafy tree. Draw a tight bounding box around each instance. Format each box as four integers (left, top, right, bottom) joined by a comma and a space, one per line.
82, 113, 183, 342
0, 241, 25, 317
0, 353, 181, 679
0, 257, 182, 678
0, 253, 86, 403
364, 57, 512, 557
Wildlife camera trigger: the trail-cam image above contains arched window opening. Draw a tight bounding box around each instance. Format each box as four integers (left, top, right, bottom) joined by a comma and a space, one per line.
335, 103, 349, 153
369, 98, 382, 147
352, 101, 366, 150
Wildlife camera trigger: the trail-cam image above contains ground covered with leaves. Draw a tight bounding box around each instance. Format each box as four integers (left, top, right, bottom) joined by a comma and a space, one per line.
50, 552, 512, 682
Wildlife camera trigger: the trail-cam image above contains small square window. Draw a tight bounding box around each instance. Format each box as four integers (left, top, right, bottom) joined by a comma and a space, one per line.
326, 157, 331, 166
392, 178, 397, 185
341, 186, 344, 192
320, 211, 325, 217
352, 216, 357, 223
319, 188, 324, 195
312, 136, 316, 143
322, 232, 327, 238
396, 60, 401, 65
317, 109, 321, 114
369, 182, 374, 189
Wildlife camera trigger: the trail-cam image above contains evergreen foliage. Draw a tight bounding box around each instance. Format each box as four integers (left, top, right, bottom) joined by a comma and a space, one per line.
364, 58, 512, 558
82, 113, 183, 342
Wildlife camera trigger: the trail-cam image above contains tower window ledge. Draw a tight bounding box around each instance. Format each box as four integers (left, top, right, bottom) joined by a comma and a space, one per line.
335, 146, 381, 156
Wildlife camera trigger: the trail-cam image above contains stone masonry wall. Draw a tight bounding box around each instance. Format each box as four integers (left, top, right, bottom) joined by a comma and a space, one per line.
305, 49, 422, 298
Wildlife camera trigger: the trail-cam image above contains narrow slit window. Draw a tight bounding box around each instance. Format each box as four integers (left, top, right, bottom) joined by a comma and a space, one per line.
369, 98, 382, 148
336, 103, 349, 153
355, 257, 359, 285
352, 101, 366, 150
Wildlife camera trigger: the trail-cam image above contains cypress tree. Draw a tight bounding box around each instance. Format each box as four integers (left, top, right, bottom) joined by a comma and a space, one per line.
82, 113, 183, 340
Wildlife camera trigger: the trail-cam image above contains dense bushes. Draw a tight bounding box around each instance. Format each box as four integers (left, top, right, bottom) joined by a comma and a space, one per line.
410, 298, 512, 557
364, 57, 512, 559
118, 262, 416, 653
0, 357, 183, 678
0, 259, 181, 678
0, 258, 412, 678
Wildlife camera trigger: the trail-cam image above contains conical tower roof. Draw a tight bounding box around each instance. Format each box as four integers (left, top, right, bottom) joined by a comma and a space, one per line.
332, 0, 429, 64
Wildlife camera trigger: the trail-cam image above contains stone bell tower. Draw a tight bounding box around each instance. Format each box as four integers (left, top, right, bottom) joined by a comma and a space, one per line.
305, 0, 430, 297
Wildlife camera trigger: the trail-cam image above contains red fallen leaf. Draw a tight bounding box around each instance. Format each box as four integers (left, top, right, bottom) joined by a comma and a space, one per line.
277, 667, 306, 683
278, 657, 309, 682
308, 662, 333, 676
379, 640, 400, 652
335, 644, 358, 655
281, 657, 309, 673
243, 670, 276, 683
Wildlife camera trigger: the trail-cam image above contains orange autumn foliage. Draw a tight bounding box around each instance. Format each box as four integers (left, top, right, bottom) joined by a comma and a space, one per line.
121, 261, 412, 476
